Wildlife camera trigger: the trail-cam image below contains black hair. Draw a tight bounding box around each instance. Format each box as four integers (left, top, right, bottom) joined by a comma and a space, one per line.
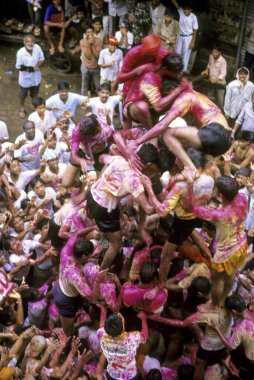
161, 78, 181, 96
165, 7, 175, 16
32, 97, 45, 108
235, 130, 254, 142
73, 239, 94, 259
161, 52, 183, 72
225, 294, 247, 312
44, 131, 56, 140
76, 6, 86, 14
212, 44, 221, 52
177, 364, 194, 380
23, 120, 35, 130
146, 369, 162, 380
156, 147, 175, 172
35, 217, 50, 231
79, 115, 100, 137
57, 81, 70, 91
149, 246, 162, 267
187, 147, 207, 169
84, 24, 94, 33
20, 198, 30, 210
2, 235, 13, 251
215, 176, 239, 201
137, 143, 157, 165
100, 82, 111, 92
140, 262, 157, 284
92, 16, 102, 25
238, 67, 249, 76
105, 313, 123, 338
235, 167, 251, 178
189, 276, 211, 295
29, 176, 43, 189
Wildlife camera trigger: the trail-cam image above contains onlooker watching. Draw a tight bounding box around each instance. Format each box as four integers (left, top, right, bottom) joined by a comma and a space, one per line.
28, 97, 56, 133
80, 25, 103, 96
244, 22, 254, 73
224, 67, 254, 127
201, 45, 227, 109
108, 0, 128, 36
98, 36, 123, 85
24, 0, 42, 37
171, 0, 198, 73
93, 16, 106, 44
16, 34, 44, 119
149, 0, 166, 35
157, 7, 179, 49
115, 20, 133, 55
232, 92, 254, 137
44, 0, 66, 55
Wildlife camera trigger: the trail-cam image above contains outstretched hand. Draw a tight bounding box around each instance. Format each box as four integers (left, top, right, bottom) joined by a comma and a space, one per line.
182, 168, 197, 183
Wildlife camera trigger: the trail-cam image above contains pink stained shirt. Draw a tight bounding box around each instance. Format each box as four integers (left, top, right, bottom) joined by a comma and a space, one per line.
122, 282, 168, 314
228, 319, 254, 360
71, 121, 114, 158
120, 45, 169, 95
124, 71, 162, 106
59, 236, 92, 298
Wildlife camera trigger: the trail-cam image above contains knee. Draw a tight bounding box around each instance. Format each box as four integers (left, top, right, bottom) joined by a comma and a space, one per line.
136, 101, 149, 115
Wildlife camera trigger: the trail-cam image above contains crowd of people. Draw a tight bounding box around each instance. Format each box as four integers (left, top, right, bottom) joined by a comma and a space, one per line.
1, 0, 254, 380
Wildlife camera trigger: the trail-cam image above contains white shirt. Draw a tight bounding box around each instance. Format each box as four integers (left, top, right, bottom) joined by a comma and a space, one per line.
87, 95, 121, 129
16, 44, 44, 87
14, 129, 44, 171
42, 143, 68, 163
149, 2, 166, 34
224, 80, 254, 119
10, 240, 41, 281
98, 48, 123, 81
178, 8, 198, 35
108, 0, 127, 17
115, 31, 134, 50
28, 187, 56, 217
28, 110, 56, 133
46, 92, 87, 120
0, 121, 9, 140
6, 169, 38, 191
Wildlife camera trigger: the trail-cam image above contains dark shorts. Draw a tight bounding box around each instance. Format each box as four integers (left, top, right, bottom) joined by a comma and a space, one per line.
197, 346, 228, 365
19, 84, 40, 99
168, 214, 201, 245
198, 123, 232, 157
151, 173, 163, 195
87, 191, 120, 233
53, 280, 80, 318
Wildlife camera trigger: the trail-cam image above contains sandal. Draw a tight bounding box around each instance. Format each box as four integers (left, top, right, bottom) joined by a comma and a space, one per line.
34, 26, 41, 36
23, 24, 34, 33
5, 18, 16, 27
19, 110, 26, 119
11, 21, 25, 32
49, 47, 55, 55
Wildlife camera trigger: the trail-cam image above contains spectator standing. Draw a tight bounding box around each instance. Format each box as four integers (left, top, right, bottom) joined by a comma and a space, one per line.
24, 0, 42, 37
80, 25, 103, 96
98, 36, 123, 85
232, 92, 254, 137
171, 0, 198, 73
107, 0, 128, 36
115, 20, 134, 55
244, 22, 254, 73
224, 67, 254, 127
201, 45, 227, 109
92, 16, 106, 44
0, 121, 9, 143
157, 8, 179, 50
149, 0, 166, 35
28, 97, 56, 133
16, 34, 44, 119
126, 0, 151, 46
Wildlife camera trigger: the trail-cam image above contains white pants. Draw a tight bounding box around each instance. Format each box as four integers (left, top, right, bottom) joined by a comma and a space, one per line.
175, 35, 192, 72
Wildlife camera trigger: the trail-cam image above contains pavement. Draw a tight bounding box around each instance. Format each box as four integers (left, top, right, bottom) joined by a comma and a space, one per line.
0, 41, 82, 142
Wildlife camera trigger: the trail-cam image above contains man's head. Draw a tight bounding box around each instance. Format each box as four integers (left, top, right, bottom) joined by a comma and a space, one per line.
35, 217, 50, 234
215, 176, 239, 201
151, 0, 160, 7
141, 34, 161, 59
189, 276, 211, 300
236, 130, 254, 147
146, 369, 162, 380
79, 115, 101, 137
43, 149, 59, 171
107, 36, 118, 53
23, 34, 35, 51
99, 83, 111, 103
23, 120, 36, 140
92, 17, 102, 33
58, 81, 69, 102
165, 8, 174, 23
8, 159, 21, 176
225, 294, 246, 317
137, 143, 157, 166
211, 45, 221, 60
140, 262, 157, 284
76, 7, 85, 21
119, 19, 129, 32
187, 147, 207, 170
12, 215, 24, 232
27, 335, 47, 358
45, 131, 57, 149
85, 25, 94, 39
3, 236, 23, 254
30, 177, 45, 198
73, 238, 94, 265
105, 313, 124, 338
238, 67, 249, 83
32, 97, 46, 116
160, 53, 183, 79
235, 167, 251, 188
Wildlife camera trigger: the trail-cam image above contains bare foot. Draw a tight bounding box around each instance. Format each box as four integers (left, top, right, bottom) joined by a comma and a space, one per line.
49, 46, 55, 55
58, 46, 65, 53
